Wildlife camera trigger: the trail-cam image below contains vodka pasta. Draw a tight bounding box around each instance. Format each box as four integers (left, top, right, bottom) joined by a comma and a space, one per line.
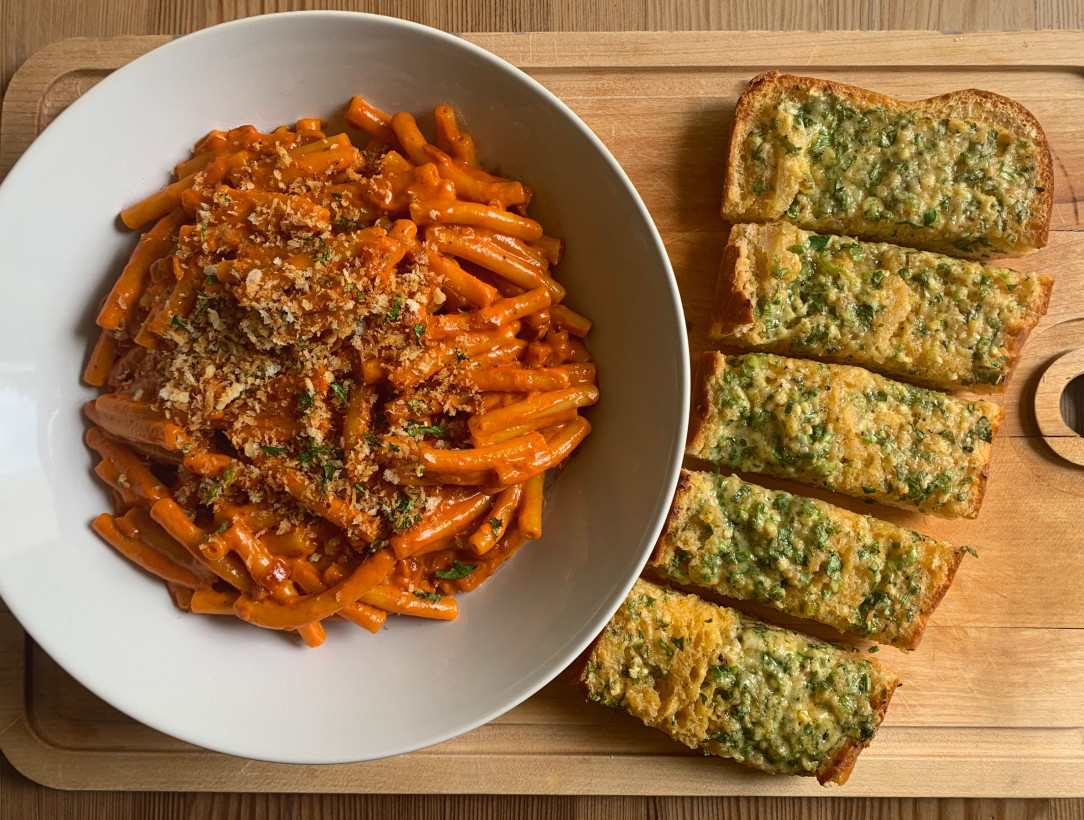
83, 99, 597, 647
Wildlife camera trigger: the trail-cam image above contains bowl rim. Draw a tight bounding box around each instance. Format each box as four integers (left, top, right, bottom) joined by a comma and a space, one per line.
0, 9, 691, 763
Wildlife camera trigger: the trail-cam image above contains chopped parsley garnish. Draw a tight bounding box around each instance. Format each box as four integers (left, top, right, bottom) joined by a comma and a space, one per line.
360, 538, 388, 558
195, 291, 217, 316
170, 315, 190, 332
825, 554, 843, 575
435, 561, 476, 580
203, 520, 229, 542
489, 517, 503, 538
261, 445, 287, 457
454, 348, 467, 361
297, 440, 330, 465
963, 546, 979, 558
406, 420, 448, 439
354, 482, 366, 496
387, 296, 403, 321
330, 380, 352, 405
385, 491, 422, 532
413, 324, 426, 344
807, 234, 832, 251
974, 416, 993, 443
297, 389, 316, 413
363, 432, 379, 447
198, 466, 237, 504
413, 590, 443, 602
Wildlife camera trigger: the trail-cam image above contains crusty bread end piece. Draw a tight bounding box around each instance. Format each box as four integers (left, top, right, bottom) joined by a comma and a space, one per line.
710, 237, 756, 336
722, 71, 1053, 259
578, 579, 899, 785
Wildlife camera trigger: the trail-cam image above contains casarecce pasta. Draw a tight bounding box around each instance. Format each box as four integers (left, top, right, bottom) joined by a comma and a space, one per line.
82, 99, 597, 647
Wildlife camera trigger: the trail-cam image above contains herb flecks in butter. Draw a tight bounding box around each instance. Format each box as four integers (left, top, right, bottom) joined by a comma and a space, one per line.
655, 472, 967, 647
722, 223, 1050, 390
744, 89, 1044, 257
687, 353, 1000, 517
582, 580, 896, 778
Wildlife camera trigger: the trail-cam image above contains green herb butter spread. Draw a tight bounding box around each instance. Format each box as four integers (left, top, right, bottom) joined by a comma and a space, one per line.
714, 222, 1051, 391
727, 74, 1050, 259
654, 471, 967, 648
687, 352, 1003, 518
581, 579, 898, 782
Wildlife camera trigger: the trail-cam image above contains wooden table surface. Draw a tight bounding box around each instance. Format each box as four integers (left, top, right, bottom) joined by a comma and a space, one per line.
1, 1, 1082, 818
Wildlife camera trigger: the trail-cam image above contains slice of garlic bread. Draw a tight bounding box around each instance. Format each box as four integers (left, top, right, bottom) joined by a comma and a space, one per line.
653, 470, 967, 649
722, 72, 1052, 259
711, 222, 1052, 392
686, 351, 1003, 518
579, 579, 899, 785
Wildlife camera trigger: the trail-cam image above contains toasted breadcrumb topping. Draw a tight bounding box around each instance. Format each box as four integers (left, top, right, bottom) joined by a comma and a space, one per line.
112, 134, 488, 546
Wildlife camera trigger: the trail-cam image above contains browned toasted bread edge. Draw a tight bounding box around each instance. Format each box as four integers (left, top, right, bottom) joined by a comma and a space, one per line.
817, 669, 900, 785
897, 546, 969, 651
709, 236, 755, 338
721, 70, 785, 221
649, 469, 695, 567
686, 351, 725, 456
996, 274, 1055, 394
964, 401, 1006, 520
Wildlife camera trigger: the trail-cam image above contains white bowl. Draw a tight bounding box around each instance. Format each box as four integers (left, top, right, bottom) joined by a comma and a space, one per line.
0, 11, 688, 763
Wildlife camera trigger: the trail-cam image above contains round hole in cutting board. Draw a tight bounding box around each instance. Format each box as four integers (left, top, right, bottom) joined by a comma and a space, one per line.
1061, 374, 1084, 436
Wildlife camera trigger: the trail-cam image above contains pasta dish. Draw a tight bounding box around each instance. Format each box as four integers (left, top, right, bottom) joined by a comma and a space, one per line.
81, 98, 598, 647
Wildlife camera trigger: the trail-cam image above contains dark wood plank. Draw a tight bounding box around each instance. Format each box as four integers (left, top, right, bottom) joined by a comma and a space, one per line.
6, 753, 1084, 820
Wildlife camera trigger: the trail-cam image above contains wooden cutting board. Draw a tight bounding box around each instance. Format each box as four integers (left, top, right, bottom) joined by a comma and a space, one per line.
1, 31, 1083, 797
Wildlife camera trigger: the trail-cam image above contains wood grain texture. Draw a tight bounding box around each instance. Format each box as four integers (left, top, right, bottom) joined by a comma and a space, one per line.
3, 754, 1082, 820
2, 0, 1083, 96
5, 28, 1084, 800
1, 3, 1083, 819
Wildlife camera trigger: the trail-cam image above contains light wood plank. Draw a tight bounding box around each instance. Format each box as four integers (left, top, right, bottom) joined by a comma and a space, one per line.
2, 10, 1084, 820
